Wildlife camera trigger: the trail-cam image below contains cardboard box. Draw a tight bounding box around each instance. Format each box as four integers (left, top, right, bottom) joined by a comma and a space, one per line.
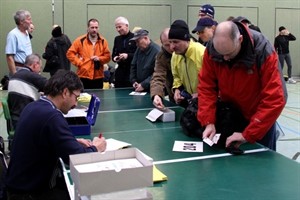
69, 148, 153, 197
64, 94, 100, 136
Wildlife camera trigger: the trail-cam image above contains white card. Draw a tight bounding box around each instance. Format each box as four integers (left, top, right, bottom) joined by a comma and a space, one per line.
203, 134, 221, 146
172, 141, 203, 152
145, 108, 163, 122
129, 91, 147, 96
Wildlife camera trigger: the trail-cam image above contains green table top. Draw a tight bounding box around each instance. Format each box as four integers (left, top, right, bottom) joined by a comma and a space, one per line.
69, 89, 300, 200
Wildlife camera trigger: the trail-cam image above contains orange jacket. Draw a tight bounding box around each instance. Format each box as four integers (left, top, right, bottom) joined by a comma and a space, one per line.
67, 33, 111, 80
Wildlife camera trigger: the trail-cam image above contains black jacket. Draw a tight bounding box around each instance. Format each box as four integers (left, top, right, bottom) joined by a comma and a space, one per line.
43, 34, 72, 75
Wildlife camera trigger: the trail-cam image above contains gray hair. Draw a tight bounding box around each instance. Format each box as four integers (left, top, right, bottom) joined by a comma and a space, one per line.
25, 53, 41, 66
114, 16, 129, 26
14, 10, 31, 25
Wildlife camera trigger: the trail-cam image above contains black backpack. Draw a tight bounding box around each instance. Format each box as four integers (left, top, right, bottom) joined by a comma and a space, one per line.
180, 98, 248, 148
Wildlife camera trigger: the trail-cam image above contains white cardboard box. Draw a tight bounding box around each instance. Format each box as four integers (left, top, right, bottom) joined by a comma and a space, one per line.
146, 108, 175, 122
69, 148, 153, 197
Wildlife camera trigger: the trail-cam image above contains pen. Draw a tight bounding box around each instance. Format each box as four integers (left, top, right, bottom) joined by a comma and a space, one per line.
98, 133, 103, 138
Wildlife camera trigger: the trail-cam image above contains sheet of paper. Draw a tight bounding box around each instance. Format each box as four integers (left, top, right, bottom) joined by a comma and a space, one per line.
63, 108, 87, 117
172, 141, 203, 152
129, 91, 147, 96
78, 92, 92, 103
145, 108, 163, 122
153, 165, 168, 182
106, 138, 132, 151
74, 158, 143, 173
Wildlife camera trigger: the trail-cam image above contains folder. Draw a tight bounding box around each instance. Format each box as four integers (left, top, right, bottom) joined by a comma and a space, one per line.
153, 165, 168, 182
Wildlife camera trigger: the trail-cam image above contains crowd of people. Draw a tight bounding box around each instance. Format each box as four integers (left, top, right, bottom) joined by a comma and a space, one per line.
1, 4, 296, 200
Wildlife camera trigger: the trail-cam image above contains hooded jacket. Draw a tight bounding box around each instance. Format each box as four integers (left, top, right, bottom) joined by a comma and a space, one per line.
197, 22, 287, 143
67, 33, 111, 80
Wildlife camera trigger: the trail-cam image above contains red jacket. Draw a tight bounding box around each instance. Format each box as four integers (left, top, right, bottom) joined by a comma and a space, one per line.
67, 33, 111, 80
197, 23, 287, 143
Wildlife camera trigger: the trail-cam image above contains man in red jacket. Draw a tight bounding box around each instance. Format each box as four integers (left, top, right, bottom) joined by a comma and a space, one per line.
197, 21, 287, 150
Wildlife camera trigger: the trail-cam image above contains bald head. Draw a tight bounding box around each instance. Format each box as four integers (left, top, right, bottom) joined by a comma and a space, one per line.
160, 28, 173, 54
213, 21, 242, 60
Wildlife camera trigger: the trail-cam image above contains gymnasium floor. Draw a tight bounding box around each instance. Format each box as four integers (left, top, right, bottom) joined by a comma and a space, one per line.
0, 80, 299, 162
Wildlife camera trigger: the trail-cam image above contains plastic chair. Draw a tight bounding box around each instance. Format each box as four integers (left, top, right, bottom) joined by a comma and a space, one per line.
0, 98, 14, 151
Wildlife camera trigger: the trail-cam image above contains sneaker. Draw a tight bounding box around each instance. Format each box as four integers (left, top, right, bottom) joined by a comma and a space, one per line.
288, 78, 297, 84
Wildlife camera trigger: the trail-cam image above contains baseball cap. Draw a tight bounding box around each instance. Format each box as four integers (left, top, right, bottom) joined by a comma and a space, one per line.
192, 18, 215, 33
199, 4, 215, 18
130, 29, 149, 40
234, 16, 251, 24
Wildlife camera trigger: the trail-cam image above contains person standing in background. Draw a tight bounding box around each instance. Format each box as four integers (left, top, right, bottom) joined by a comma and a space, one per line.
274, 26, 297, 84
5, 10, 32, 75
151, 28, 174, 109
43, 25, 72, 76
67, 18, 111, 89
130, 29, 160, 92
28, 23, 35, 39
112, 16, 137, 88
169, 20, 205, 107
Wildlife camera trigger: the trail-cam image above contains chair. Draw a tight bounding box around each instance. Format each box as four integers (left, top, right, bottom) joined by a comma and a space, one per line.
0, 98, 14, 151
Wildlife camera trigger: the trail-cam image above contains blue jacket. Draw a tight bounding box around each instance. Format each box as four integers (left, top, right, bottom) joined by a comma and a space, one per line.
6, 97, 97, 193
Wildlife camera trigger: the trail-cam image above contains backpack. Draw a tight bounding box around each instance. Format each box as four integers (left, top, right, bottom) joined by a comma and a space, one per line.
180, 98, 248, 148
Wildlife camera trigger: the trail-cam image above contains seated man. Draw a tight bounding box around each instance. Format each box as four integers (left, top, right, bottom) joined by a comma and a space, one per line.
5, 70, 107, 200
8, 53, 47, 129
130, 29, 160, 92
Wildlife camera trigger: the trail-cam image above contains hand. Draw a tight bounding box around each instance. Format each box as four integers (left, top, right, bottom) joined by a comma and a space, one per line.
91, 55, 100, 61
174, 89, 184, 104
225, 132, 246, 148
135, 84, 144, 92
191, 93, 198, 99
202, 124, 216, 141
133, 82, 139, 89
113, 56, 120, 62
77, 138, 92, 147
153, 95, 165, 110
92, 137, 107, 152
118, 53, 128, 60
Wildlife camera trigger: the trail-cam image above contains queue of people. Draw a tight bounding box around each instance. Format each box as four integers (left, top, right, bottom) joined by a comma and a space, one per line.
2, 4, 295, 200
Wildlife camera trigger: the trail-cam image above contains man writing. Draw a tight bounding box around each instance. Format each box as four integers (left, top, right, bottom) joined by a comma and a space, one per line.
6, 70, 106, 200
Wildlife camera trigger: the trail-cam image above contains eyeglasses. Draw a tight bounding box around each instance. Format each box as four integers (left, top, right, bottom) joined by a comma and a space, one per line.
71, 91, 80, 101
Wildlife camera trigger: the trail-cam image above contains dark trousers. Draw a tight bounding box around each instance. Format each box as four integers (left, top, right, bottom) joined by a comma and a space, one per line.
278, 53, 292, 78
257, 123, 277, 151
80, 78, 103, 89
7, 187, 70, 200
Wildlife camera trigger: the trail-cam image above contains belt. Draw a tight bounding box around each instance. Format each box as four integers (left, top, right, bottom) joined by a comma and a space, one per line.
15, 62, 25, 67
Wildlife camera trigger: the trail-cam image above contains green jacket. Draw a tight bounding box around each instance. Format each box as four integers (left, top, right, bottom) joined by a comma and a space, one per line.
171, 41, 205, 94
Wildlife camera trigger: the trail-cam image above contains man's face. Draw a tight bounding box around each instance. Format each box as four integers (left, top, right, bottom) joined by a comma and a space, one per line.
135, 36, 148, 50
213, 34, 242, 61
62, 89, 81, 114
28, 24, 34, 33
169, 39, 189, 55
161, 37, 173, 54
21, 16, 32, 30
88, 21, 99, 38
32, 59, 42, 73
115, 23, 129, 36
197, 27, 214, 43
